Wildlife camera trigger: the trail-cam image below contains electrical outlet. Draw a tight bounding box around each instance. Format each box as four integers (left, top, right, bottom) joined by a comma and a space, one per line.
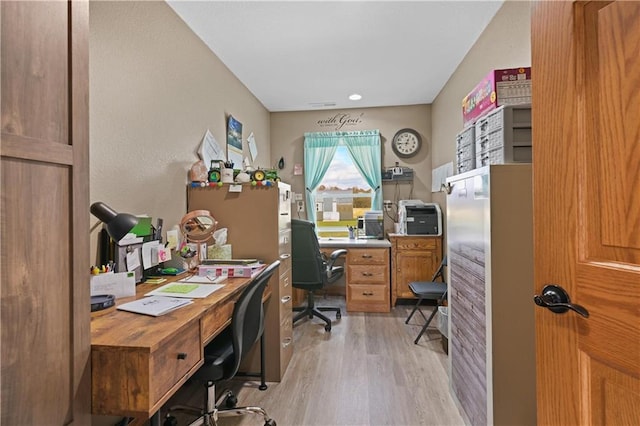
297, 201, 304, 212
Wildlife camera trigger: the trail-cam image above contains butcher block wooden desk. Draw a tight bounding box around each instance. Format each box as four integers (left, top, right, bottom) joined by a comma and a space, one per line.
90, 273, 271, 422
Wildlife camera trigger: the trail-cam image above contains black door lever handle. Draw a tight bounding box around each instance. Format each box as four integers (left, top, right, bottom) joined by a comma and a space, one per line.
534, 284, 589, 318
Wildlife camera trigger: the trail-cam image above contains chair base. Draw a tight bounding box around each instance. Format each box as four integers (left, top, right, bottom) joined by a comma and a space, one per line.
292, 290, 340, 332
165, 383, 276, 426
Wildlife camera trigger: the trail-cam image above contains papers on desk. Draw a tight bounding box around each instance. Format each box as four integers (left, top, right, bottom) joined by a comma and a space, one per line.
144, 282, 224, 298
90, 271, 136, 299
117, 296, 193, 317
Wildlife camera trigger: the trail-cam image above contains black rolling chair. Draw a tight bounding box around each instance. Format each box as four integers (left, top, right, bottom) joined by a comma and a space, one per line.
405, 256, 447, 344
291, 219, 347, 332
164, 261, 280, 426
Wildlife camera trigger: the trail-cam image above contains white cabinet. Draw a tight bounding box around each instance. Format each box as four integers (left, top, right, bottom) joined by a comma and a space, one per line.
446, 165, 536, 426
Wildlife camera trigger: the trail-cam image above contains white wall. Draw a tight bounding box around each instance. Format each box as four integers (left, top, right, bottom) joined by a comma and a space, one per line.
89, 1, 270, 263
431, 0, 532, 209
270, 104, 431, 234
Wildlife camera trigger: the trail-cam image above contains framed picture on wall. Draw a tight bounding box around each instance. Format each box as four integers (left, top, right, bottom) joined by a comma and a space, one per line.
227, 115, 243, 167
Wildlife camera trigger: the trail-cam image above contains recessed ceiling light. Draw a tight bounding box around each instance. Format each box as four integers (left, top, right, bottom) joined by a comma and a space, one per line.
349, 93, 362, 101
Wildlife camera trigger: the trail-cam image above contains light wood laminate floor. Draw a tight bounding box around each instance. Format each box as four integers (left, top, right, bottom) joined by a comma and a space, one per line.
160, 296, 464, 426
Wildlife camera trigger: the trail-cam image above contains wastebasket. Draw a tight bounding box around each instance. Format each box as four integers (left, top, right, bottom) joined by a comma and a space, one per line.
437, 306, 449, 354
437, 306, 449, 338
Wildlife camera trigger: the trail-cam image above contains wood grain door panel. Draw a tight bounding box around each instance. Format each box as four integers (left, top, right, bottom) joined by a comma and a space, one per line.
533, 1, 640, 423
1, 1, 90, 424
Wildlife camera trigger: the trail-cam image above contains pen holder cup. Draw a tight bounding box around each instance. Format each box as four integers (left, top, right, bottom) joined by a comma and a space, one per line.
348, 229, 355, 239
221, 168, 234, 184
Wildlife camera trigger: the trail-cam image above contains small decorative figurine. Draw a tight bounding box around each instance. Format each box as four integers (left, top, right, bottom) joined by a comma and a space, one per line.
190, 160, 208, 183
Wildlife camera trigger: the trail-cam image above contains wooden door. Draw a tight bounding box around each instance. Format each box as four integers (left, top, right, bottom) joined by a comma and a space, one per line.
532, 1, 640, 424
1, 1, 90, 424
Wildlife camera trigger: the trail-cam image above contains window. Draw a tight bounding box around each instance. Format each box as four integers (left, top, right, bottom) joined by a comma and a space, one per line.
315, 146, 372, 237
303, 130, 382, 237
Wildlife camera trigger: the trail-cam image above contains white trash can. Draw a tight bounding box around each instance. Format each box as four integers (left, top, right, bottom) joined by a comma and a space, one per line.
437, 306, 449, 338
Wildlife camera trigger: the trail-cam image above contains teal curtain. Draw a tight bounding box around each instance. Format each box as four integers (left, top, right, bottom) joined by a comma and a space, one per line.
303, 133, 340, 224
303, 130, 381, 224
341, 130, 382, 210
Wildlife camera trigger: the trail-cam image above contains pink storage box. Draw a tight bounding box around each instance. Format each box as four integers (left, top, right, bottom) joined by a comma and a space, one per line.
462, 67, 531, 127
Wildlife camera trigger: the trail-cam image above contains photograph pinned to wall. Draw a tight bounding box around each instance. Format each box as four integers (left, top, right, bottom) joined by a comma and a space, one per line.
199, 129, 226, 167
227, 115, 243, 168
247, 132, 258, 162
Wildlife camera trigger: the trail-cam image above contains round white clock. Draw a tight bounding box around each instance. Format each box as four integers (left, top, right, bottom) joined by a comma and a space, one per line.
391, 128, 422, 158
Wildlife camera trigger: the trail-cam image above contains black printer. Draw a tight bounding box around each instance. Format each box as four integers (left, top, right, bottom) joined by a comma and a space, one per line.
404, 204, 442, 235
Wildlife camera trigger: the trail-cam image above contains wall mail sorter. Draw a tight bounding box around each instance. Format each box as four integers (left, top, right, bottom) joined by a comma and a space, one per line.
474, 104, 532, 168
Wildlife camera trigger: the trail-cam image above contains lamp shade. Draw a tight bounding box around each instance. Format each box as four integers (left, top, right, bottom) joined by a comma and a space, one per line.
90, 201, 139, 242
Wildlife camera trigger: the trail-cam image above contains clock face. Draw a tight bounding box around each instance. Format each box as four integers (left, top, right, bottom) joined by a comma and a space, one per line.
392, 129, 422, 158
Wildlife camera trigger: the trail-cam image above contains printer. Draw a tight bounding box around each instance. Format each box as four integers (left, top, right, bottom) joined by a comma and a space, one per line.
397, 200, 442, 236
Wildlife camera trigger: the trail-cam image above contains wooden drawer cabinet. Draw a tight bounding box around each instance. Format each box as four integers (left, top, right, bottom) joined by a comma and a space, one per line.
346, 247, 390, 312
347, 264, 388, 284
92, 322, 202, 417
389, 235, 442, 306
201, 299, 234, 344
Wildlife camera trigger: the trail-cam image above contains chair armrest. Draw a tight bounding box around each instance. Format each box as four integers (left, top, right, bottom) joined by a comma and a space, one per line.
327, 249, 347, 268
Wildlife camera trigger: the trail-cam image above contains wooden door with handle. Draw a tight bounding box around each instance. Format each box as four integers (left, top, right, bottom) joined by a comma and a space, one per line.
532, 1, 640, 424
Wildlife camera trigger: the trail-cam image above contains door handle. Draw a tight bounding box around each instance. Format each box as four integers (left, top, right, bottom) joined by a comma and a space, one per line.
533, 284, 589, 318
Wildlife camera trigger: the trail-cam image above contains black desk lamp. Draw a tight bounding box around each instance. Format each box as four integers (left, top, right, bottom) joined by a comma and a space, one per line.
90, 202, 139, 312
91, 201, 139, 242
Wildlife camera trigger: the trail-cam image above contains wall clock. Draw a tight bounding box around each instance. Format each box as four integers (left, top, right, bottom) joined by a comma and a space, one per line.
391, 128, 422, 158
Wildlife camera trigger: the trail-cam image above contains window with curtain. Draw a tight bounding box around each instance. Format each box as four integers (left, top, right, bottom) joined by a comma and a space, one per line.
303, 130, 381, 237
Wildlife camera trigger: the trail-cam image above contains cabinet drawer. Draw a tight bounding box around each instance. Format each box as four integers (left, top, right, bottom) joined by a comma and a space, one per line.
279, 292, 292, 323
347, 264, 388, 284
201, 299, 234, 344
394, 237, 437, 251
279, 253, 291, 276
347, 248, 387, 265
279, 231, 291, 257
347, 284, 390, 313
349, 284, 387, 303
150, 324, 201, 407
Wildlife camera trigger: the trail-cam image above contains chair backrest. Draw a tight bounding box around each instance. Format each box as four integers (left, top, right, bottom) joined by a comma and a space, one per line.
227, 260, 280, 379
291, 219, 326, 287
432, 256, 447, 282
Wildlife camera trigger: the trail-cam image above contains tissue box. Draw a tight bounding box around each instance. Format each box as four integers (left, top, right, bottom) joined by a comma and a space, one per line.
462, 67, 531, 126
207, 244, 232, 260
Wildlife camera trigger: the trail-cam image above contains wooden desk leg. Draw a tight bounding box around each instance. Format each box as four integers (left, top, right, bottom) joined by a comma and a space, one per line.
259, 333, 267, 391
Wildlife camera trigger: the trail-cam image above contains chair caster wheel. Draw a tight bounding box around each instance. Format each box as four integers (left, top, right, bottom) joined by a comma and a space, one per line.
265, 419, 277, 426
324, 324, 331, 332
163, 415, 178, 426
225, 394, 238, 408
336, 311, 341, 319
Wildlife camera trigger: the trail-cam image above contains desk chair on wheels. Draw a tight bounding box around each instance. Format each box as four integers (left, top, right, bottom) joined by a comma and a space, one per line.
164, 261, 280, 426
405, 256, 447, 344
291, 219, 347, 332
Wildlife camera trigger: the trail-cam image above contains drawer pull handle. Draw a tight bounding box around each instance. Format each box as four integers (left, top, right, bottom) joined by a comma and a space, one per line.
177, 352, 187, 360
361, 272, 373, 277
361, 254, 373, 259
281, 295, 291, 304
282, 337, 292, 348
362, 291, 374, 296
280, 253, 291, 259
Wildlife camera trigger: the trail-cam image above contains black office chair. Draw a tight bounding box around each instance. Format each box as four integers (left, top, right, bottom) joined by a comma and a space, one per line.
405, 256, 447, 344
291, 219, 347, 332
164, 261, 280, 426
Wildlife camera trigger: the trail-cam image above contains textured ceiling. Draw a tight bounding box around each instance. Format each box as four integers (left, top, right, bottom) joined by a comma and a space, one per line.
167, 1, 504, 112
